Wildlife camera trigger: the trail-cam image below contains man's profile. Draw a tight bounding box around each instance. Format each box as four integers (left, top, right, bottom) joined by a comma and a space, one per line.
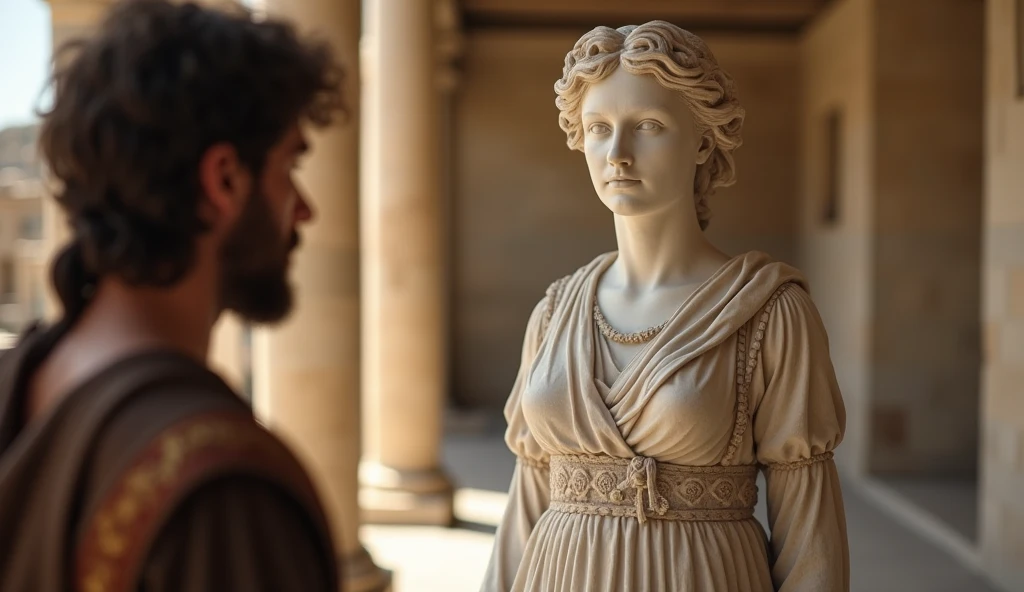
0, 1, 346, 590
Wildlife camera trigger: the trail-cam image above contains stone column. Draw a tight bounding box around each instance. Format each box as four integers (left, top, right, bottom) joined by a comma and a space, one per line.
247, 0, 389, 590
41, 0, 113, 320
208, 314, 247, 395
980, 1, 1024, 590
359, 0, 454, 526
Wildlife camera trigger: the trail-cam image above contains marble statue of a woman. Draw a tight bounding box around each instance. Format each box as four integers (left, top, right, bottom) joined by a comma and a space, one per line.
481, 21, 850, 592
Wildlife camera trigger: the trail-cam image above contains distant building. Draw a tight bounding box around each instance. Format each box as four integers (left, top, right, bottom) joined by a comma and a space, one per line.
0, 124, 45, 334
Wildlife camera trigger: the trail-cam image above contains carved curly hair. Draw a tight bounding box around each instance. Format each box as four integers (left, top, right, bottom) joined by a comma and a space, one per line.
37, 0, 344, 323
554, 21, 744, 230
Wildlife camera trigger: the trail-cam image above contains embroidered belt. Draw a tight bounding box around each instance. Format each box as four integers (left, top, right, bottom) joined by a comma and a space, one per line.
548, 455, 758, 524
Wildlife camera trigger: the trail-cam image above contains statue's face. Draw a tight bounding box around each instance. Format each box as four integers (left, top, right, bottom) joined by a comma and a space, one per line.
581, 67, 705, 217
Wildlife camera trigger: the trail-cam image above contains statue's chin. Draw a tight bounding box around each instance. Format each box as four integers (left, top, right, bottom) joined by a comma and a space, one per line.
600, 193, 676, 218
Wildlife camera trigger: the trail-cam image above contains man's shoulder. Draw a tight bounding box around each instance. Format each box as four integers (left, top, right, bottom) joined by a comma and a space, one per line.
83, 359, 319, 518
76, 405, 329, 592
89, 407, 319, 516
78, 351, 248, 494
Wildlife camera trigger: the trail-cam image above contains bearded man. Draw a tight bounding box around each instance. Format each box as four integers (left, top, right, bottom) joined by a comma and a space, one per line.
0, 1, 348, 590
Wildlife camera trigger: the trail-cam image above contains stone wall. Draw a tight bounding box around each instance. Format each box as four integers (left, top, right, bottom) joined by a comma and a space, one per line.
798, 0, 875, 475
980, 0, 1024, 588
869, 0, 984, 476
0, 179, 44, 333
799, 0, 985, 477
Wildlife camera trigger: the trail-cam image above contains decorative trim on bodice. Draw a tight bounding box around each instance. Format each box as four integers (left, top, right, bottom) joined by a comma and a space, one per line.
722, 283, 795, 466
548, 455, 757, 524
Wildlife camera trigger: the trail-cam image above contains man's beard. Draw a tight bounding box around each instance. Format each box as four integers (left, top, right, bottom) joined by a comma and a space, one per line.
218, 188, 299, 324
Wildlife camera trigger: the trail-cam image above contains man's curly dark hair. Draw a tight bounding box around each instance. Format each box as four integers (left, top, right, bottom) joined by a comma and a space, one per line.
37, 0, 344, 322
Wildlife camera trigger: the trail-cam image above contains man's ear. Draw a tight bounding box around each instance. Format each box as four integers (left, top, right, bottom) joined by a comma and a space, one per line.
198, 143, 251, 228
695, 134, 716, 165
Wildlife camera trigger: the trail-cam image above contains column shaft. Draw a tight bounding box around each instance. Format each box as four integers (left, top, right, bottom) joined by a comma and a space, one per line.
250, 0, 389, 589
360, 0, 453, 526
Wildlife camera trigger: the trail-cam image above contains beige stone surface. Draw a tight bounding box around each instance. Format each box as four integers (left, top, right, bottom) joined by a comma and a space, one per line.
799, 0, 986, 477
208, 314, 246, 394
799, 0, 875, 233
1008, 267, 1024, 320
980, 1, 1024, 590
983, 364, 1024, 431
251, 0, 390, 589
798, 0, 874, 475
874, 1, 984, 234
1018, 432, 1024, 475
999, 319, 1024, 364
982, 420, 1017, 476
0, 330, 15, 350
986, 225, 1024, 268
985, 266, 1009, 321
869, 0, 984, 476
360, 0, 453, 526
984, 0, 1024, 228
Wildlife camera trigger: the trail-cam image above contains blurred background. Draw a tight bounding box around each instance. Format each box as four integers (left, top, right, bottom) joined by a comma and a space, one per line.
1, 0, 1021, 590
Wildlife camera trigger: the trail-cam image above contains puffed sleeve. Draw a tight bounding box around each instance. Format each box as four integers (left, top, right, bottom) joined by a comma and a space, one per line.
480, 298, 550, 592
752, 284, 850, 592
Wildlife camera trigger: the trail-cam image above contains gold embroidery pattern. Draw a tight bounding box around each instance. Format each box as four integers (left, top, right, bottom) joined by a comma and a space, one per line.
549, 455, 757, 523
722, 283, 793, 465
76, 412, 311, 592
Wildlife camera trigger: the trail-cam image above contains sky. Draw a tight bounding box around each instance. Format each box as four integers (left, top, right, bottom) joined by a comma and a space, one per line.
0, 0, 52, 130
0, 0, 267, 132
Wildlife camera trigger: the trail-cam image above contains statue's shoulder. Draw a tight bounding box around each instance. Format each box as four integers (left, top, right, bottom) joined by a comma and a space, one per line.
540, 252, 612, 335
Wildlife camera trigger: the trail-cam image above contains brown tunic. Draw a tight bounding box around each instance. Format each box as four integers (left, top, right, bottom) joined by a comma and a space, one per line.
0, 326, 338, 592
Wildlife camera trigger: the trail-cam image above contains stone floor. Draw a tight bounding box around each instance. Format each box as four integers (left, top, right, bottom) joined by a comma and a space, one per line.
361, 430, 1002, 592
882, 476, 979, 542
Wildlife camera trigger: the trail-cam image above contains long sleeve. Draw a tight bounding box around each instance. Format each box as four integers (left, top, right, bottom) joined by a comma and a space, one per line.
481, 298, 551, 592
138, 476, 336, 592
752, 285, 850, 592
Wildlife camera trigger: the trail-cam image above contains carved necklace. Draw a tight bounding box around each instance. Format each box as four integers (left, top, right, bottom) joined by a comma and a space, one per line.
593, 304, 668, 345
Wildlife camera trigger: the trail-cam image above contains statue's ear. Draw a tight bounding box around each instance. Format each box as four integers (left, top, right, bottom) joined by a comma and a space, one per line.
696, 134, 716, 165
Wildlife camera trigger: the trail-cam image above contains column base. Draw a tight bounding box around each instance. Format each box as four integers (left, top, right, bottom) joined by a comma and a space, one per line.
359, 461, 454, 526
342, 546, 393, 592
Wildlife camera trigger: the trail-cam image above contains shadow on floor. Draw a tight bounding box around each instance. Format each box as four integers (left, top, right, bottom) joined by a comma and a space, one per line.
879, 475, 978, 542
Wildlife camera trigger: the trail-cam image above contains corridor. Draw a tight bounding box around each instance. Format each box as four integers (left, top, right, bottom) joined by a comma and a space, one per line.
361, 425, 999, 592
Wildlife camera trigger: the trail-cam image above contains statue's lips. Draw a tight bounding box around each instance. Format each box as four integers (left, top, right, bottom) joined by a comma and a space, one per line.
608, 179, 641, 188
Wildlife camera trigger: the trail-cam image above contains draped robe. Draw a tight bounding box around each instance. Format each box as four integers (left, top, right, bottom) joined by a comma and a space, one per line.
482, 251, 850, 592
